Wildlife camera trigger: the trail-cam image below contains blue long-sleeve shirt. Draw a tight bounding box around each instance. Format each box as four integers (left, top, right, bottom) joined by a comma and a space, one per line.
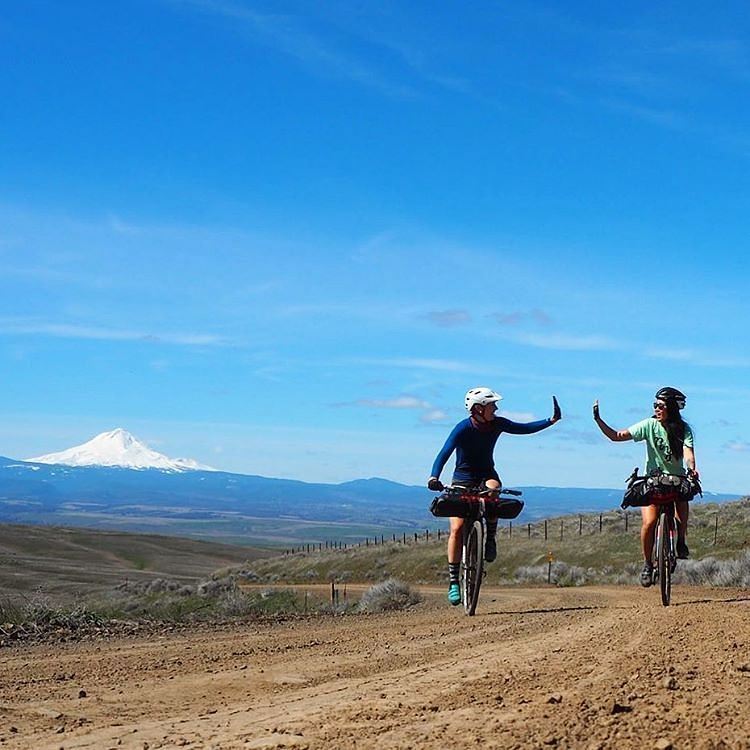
430, 416, 553, 483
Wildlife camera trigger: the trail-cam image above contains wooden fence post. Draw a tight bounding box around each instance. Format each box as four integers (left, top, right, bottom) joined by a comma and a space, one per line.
579, 515, 582, 535
547, 552, 553, 584
714, 513, 719, 545
544, 520, 548, 541
599, 513, 603, 533
560, 520, 564, 541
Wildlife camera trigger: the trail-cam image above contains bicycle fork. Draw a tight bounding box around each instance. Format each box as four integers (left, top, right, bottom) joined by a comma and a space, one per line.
653, 512, 677, 582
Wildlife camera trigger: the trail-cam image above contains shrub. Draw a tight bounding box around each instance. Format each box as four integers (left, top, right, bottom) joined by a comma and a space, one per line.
357, 578, 421, 613
675, 551, 750, 587
514, 561, 590, 587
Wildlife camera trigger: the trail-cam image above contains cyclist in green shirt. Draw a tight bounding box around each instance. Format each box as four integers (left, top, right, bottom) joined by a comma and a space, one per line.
593, 387, 699, 587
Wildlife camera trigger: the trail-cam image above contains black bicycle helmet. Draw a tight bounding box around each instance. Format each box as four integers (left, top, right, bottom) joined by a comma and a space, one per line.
655, 386, 686, 410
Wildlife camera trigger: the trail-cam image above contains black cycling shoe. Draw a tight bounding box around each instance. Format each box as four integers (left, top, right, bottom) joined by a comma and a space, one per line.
676, 539, 689, 559
484, 535, 497, 562
640, 562, 654, 588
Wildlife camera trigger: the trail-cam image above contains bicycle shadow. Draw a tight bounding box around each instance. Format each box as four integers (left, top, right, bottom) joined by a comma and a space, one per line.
482, 604, 610, 616
671, 595, 750, 607
486, 596, 750, 614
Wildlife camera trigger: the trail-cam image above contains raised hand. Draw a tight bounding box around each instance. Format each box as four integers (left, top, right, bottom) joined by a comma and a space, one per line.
551, 395, 562, 422
593, 400, 600, 420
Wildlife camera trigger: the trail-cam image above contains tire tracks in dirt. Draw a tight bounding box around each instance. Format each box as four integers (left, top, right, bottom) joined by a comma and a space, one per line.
2, 586, 750, 749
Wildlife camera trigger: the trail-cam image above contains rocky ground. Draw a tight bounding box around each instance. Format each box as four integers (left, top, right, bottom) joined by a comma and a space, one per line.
1, 585, 750, 749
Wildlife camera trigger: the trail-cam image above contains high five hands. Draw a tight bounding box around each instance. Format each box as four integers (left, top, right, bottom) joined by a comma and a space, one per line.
551, 395, 562, 423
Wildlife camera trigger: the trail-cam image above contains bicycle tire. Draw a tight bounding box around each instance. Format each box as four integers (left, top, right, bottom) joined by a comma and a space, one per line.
462, 519, 484, 616
658, 512, 671, 607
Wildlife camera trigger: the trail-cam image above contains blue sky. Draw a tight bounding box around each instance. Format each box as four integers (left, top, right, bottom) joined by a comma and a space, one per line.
2, 1, 749, 491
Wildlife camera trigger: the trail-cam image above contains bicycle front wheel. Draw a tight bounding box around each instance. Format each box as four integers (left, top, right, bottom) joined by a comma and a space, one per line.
462, 519, 484, 616
657, 512, 671, 607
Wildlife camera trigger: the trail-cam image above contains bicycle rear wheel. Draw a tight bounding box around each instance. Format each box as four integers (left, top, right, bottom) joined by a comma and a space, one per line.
461, 519, 484, 616
657, 512, 671, 607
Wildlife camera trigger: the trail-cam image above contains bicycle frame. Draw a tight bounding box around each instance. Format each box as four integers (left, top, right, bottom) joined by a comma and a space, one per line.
438, 485, 523, 616
624, 469, 697, 607
651, 494, 678, 607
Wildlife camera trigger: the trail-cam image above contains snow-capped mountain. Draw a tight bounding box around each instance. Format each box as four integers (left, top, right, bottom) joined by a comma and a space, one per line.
27, 428, 216, 472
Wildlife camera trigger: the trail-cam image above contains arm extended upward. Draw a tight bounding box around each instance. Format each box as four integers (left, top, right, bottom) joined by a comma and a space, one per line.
592, 400, 632, 442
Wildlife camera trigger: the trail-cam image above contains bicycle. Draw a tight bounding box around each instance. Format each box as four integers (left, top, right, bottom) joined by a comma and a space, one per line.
430, 484, 524, 616
623, 469, 702, 607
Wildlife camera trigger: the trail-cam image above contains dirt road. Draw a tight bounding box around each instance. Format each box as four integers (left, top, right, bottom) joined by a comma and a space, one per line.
2, 585, 750, 749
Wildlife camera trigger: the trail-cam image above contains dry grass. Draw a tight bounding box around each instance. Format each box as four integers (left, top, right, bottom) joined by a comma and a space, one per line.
239, 497, 750, 587
0, 523, 271, 604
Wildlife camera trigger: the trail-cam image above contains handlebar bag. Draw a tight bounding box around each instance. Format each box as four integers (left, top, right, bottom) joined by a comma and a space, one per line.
429, 496, 524, 519
429, 496, 470, 518
622, 476, 698, 508
486, 498, 524, 519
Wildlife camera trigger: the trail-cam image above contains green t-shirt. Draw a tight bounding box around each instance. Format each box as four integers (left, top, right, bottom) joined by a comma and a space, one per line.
628, 418, 694, 475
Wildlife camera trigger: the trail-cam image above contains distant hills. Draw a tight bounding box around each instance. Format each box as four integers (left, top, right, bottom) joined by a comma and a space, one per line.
0, 453, 741, 546
1, 428, 741, 545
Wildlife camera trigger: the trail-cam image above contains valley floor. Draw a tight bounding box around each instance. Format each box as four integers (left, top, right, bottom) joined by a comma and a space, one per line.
1, 585, 750, 749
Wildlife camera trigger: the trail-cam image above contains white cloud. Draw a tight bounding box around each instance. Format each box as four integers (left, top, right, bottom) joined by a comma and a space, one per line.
488, 308, 553, 326
352, 357, 474, 373
501, 411, 537, 422
724, 440, 750, 453
356, 396, 431, 409
424, 309, 471, 327
420, 409, 450, 424
169, 0, 418, 98
511, 331, 621, 351
0, 320, 229, 347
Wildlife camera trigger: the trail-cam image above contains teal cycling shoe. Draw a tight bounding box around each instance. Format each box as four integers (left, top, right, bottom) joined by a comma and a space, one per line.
447, 582, 461, 606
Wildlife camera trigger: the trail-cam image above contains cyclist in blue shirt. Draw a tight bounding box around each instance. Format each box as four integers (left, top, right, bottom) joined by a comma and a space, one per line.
428, 387, 562, 605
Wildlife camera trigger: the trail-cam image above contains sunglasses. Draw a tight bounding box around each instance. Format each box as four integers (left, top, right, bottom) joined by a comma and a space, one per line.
653, 402, 667, 410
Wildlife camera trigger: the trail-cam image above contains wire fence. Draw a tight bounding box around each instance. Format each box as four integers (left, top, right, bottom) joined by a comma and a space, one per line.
283, 509, 723, 556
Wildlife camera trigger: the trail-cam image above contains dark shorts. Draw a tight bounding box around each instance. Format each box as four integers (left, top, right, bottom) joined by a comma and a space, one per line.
451, 470, 500, 490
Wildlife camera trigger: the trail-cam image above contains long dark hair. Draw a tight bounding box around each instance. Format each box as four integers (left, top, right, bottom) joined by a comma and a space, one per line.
662, 400, 688, 460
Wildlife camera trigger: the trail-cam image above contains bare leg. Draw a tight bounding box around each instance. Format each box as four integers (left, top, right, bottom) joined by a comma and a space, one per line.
448, 517, 464, 564
640, 505, 659, 562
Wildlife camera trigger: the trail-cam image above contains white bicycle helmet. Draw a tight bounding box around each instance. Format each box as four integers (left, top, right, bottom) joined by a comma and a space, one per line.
465, 387, 503, 412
